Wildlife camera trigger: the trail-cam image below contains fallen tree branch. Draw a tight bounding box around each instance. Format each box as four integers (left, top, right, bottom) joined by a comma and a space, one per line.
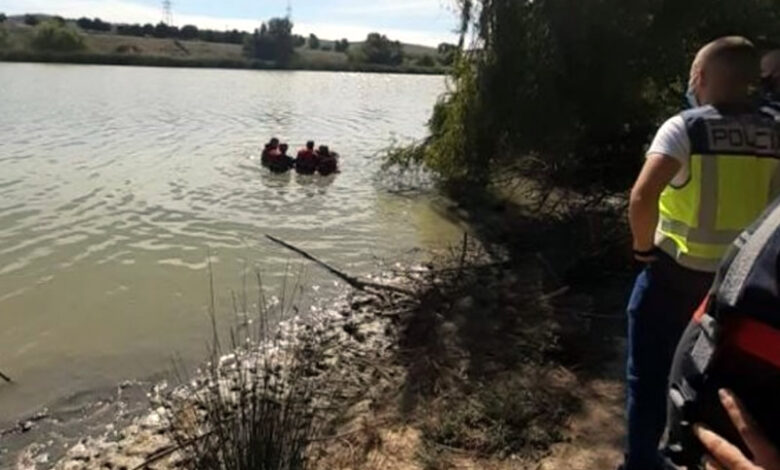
265, 235, 414, 296
0, 370, 12, 383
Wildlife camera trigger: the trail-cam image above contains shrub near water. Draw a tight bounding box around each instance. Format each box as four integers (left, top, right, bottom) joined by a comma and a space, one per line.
31, 20, 85, 52
397, 0, 780, 194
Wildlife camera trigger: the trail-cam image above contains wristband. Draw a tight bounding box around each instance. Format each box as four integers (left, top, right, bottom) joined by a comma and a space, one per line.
633, 248, 657, 257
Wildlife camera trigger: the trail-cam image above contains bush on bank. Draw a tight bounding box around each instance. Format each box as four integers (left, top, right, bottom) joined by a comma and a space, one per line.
31, 20, 85, 52
396, 0, 780, 195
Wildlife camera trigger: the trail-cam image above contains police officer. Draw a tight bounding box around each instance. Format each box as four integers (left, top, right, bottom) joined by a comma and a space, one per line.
621, 37, 780, 470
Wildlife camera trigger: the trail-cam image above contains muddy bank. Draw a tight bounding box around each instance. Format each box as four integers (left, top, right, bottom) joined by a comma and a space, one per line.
12, 196, 632, 469
15, 273, 403, 469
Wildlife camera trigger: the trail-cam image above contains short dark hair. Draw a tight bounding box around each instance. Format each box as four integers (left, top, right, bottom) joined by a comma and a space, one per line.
691, 36, 759, 88
270, 137, 280, 145
306, 141, 315, 149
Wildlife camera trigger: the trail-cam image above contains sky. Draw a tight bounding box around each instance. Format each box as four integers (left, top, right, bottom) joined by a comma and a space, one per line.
0, 0, 460, 46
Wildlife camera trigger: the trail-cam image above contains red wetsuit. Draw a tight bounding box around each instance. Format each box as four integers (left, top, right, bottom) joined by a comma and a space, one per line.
296, 149, 319, 174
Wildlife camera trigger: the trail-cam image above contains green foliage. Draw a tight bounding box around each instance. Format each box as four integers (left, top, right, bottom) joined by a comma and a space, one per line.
415, 54, 436, 67
359, 32, 404, 65
0, 13, 6, 23
24, 14, 39, 26
404, 0, 780, 192
180, 24, 198, 40
243, 17, 294, 65
31, 20, 85, 52
308, 33, 320, 49
437, 42, 457, 66
77, 17, 111, 31
334, 38, 349, 53
115, 21, 243, 43
292, 34, 305, 47
152, 22, 174, 38
0, 26, 7, 48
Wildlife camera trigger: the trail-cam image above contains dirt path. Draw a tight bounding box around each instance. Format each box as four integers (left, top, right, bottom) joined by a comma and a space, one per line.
539, 355, 625, 470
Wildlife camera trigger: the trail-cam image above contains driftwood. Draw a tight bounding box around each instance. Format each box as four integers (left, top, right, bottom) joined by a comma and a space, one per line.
0, 370, 11, 383
264, 235, 414, 296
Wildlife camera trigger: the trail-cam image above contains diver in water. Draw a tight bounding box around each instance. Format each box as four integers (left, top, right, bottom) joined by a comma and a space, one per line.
268, 143, 295, 173
295, 140, 319, 175
316, 145, 339, 176
261, 137, 280, 167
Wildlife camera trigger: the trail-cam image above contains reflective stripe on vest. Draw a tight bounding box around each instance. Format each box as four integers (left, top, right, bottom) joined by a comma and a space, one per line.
655, 106, 780, 272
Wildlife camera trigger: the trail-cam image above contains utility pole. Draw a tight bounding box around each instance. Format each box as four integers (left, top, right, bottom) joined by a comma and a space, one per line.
162, 0, 173, 25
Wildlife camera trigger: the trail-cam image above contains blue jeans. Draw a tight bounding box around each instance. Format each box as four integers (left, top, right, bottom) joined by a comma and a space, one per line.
624, 254, 713, 470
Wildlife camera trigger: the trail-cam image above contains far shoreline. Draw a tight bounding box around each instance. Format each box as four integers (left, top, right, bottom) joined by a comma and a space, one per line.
0, 51, 449, 76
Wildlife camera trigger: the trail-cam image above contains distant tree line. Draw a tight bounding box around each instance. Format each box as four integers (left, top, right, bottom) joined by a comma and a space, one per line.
76, 17, 111, 32
243, 17, 294, 64
356, 33, 404, 66
334, 38, 349, 52
308, 34, 320, 49
306, 34, 349, 53
114, 22, 245, 44
0, 15, 7, 48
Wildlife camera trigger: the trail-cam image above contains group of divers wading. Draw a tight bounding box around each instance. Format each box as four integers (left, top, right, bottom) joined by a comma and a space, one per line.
261, 138, 340, 176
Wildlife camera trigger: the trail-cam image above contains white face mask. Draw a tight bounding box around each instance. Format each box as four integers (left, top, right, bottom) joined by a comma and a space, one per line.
685, 86, 700, 108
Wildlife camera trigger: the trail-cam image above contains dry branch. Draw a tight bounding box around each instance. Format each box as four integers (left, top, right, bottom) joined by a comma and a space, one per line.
265, 234, 414, 296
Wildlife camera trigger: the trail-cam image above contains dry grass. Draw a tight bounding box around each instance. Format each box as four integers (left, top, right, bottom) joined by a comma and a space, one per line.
81, 32, 245, 59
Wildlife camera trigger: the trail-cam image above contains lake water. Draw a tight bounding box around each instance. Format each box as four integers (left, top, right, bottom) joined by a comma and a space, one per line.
0, 63, 461, 431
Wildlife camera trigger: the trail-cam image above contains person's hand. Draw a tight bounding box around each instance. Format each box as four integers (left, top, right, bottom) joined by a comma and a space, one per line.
695, 389, 780, 470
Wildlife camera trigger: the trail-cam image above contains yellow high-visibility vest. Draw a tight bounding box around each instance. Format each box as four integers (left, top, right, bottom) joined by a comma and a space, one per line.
656, 105, 780, 272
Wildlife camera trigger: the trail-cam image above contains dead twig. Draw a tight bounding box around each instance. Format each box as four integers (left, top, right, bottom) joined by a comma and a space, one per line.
539, 286, 570, 302
457, 232, 469, 281
0, 370, 12, 383
265, 235, 414, 296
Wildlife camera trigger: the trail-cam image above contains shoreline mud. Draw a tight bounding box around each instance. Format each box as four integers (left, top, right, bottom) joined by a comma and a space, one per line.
9, 194, 633, 469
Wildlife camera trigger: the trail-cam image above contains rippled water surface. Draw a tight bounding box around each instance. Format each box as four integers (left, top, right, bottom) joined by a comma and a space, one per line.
0, 63, 460, 424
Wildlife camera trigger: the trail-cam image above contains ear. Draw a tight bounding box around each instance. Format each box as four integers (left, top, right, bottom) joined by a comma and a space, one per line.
697, 65, 708, 89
